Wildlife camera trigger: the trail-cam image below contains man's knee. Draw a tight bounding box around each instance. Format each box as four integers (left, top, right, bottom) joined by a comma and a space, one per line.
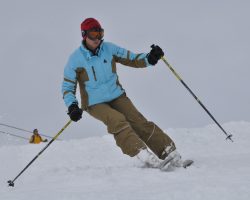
106, 112, 129, 134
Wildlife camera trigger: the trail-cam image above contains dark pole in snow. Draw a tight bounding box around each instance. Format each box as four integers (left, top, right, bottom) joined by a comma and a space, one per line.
156, 45, 233, 142
7, 120, 72, 187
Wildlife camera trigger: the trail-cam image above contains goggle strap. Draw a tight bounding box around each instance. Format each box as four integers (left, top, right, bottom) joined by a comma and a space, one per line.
81, 30, 86, 37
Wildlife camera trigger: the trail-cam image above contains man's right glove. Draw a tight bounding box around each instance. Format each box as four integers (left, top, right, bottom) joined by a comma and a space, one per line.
147, 45, 164, 65
68, 103, 83, 122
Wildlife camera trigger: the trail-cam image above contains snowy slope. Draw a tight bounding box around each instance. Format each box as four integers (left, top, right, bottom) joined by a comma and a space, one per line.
0, 121, 250, 200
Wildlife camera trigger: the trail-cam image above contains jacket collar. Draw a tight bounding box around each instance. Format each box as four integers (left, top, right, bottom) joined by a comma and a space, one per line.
80, 40, 104, 59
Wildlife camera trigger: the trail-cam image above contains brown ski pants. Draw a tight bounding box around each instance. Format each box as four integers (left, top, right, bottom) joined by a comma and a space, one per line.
87, 93, 175, 159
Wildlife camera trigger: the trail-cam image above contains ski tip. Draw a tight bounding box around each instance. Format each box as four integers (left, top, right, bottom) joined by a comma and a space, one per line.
183, 160, 194, 168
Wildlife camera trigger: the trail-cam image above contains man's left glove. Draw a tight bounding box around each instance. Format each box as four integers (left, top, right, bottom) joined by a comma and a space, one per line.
68, 103, 83, 122
147, 45, 164, 65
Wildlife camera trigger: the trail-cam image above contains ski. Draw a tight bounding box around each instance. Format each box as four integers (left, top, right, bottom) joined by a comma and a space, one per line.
160, 159, 194, 171
182, 159, 194, 168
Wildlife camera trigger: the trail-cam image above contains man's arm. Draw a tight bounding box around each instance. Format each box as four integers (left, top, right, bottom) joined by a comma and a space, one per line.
29, 135, 34, 143
110, 43, 151, 68
61, 57, 78, 108
62, 55, 83, 122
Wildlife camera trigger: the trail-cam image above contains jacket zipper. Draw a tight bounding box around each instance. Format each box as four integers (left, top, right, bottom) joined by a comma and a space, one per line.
92, 66, 97, 81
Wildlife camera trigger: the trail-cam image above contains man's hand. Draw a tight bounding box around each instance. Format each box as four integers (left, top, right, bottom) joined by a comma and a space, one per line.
68, 103, 83, 122
147, 45, 164, 65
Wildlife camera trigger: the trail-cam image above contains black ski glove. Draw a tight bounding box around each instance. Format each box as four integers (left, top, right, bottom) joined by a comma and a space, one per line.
68, 103, 83, 122
147, 44, 164, 65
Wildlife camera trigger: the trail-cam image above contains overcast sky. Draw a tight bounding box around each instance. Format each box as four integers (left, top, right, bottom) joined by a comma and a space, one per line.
0, 0, 249, 139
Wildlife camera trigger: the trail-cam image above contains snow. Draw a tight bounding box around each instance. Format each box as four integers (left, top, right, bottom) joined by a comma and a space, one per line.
1, 121, 250, 200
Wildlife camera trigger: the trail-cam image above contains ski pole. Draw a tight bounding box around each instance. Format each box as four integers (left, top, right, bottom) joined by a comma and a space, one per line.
158, 47, 233, 142
0, 123, 59, 140
0, 130, 29, 140
7, 120, 72, 187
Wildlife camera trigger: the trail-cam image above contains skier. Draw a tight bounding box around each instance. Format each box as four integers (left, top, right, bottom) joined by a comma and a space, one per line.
62, 17, 183, 169
29, 129, 48, 144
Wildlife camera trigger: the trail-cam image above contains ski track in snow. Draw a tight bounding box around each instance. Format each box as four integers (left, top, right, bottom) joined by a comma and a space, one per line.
0, 121, 250, 200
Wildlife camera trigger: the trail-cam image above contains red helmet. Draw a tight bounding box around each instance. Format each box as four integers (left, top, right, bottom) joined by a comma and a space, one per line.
81, 18, 102, 39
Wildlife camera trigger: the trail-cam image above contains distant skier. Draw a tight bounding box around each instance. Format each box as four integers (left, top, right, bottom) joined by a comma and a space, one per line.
29, 129, 48, 144
62, 18, 183, 169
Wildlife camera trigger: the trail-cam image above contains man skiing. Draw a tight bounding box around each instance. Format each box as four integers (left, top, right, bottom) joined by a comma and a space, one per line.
62, 18, 183, 170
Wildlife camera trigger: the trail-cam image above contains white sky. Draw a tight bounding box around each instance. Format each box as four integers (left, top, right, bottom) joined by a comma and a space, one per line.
0, 0, 249, 139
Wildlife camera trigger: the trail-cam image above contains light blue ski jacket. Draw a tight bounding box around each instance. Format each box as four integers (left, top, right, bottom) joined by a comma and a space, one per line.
62, 41, 151, 109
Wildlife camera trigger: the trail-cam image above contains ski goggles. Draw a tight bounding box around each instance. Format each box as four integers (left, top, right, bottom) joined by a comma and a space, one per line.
85, 28, 104, 40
